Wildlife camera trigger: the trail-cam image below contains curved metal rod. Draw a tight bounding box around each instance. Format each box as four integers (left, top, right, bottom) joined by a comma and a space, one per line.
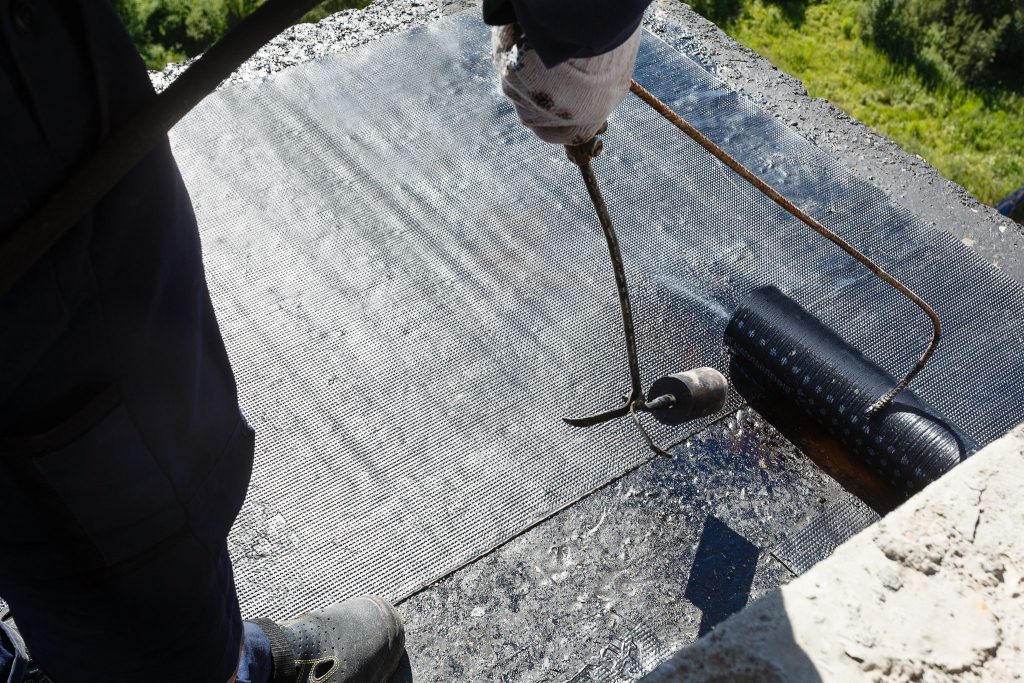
629, 403, 675, 459
562, 142, 646, 427
563, 390, 635, 428
629, 79, 941, 415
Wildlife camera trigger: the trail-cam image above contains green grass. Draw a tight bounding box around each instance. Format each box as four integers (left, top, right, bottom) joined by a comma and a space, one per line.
716, 0, 1024, 205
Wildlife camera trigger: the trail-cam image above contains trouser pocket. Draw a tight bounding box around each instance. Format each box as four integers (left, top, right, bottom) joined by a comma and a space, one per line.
0, 385, 187, 572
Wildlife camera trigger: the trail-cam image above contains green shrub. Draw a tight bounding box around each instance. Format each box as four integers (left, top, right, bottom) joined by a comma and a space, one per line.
862, 0, 1024, 91
862, 0, 914, 61
841, 16, 855, 38
113, 0, 368, 70
300, 0, 371, 24
689, 0, 744, 24
729, 0, 1024, 205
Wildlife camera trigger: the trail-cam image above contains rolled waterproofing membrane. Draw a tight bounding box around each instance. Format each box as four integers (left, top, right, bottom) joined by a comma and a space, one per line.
167, 12, 1024, 615
726, 286, 975, 496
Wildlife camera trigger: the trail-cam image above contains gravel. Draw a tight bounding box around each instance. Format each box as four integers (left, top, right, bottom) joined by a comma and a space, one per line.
150, 0, 463, 92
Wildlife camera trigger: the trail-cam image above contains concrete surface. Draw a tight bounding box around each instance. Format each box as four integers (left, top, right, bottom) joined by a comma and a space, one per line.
396, 409, 847, 682
641, 424, 1024, 683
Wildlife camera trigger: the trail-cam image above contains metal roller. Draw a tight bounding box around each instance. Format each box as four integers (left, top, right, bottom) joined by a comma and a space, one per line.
725, 286, 975, 496
648, 368, 729, 426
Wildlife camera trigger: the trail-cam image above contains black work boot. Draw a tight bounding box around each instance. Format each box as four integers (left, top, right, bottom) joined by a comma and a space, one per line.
253, 596, 405, 683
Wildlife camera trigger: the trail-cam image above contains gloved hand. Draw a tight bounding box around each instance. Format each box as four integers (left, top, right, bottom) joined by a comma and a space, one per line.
492, 23, 642, 145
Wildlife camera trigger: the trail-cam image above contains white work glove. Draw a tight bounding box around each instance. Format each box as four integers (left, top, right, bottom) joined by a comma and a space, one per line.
492, 24, 642, 145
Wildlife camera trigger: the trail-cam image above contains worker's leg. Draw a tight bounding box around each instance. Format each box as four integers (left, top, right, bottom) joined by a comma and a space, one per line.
236, 624, 273, 683
0, 0, 253, 679
0, 620, 29, 683
0, 535, 248, 682
1, 3, 405, 680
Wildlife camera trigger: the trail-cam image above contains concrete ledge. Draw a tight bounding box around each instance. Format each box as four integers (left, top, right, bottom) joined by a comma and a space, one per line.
642, 424, 1024, 682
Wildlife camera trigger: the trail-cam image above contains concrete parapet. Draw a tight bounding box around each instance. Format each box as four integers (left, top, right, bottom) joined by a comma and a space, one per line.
642, 425, 1024, 682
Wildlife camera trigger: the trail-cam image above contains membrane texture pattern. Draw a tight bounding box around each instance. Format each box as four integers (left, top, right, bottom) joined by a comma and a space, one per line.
727, 286, 975, 497
169, 12, 1024, 617
771, 494, 880, 576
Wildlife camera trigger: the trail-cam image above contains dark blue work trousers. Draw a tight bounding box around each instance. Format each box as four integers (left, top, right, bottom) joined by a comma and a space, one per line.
0, 618, 273, 683
0, 1, 257, 680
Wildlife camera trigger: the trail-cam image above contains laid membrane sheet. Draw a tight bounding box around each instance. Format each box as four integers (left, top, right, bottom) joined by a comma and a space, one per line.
170, 12, 1024, 617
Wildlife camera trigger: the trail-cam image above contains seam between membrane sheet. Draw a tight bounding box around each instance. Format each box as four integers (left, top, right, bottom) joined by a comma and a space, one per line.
394, 410, 740, 605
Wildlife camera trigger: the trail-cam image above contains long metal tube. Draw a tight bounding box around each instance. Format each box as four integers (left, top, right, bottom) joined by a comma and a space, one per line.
573, 152, 643, 398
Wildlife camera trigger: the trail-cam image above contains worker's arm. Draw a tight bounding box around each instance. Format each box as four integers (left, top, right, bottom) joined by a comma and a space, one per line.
484, 0, 650, 68
486, 0, 652, 145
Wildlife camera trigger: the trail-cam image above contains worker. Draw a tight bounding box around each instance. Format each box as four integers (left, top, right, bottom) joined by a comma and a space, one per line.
0, 0, 650, 681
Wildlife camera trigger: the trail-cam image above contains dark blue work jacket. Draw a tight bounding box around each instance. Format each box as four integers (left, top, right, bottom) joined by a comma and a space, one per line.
483, 0, 653, 67
0, 0, 253, 586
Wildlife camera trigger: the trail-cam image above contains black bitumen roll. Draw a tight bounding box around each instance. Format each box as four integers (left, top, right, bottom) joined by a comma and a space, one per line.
725, 286, 976, 496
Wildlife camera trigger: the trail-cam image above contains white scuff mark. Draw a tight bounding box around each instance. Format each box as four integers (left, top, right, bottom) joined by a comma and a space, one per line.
586, 508, 609, 536
654, 275, 732, 322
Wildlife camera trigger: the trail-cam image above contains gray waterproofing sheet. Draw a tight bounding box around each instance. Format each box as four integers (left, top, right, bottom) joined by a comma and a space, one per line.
170, 12, 1024, 618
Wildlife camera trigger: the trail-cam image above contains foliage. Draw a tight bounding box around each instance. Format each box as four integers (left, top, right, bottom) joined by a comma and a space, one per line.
113, 0, 369, 70
689, 0, 744, 24
699, 0, 1024, 205
862, 0, 1024, 91
299, 0, 370, 24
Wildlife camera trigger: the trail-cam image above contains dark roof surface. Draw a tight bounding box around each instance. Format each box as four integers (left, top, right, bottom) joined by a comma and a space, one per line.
160, 3, 1023, 680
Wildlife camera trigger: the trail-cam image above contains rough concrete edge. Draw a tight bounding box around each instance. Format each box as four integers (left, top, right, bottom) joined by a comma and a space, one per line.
640, 422, 1024, 682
